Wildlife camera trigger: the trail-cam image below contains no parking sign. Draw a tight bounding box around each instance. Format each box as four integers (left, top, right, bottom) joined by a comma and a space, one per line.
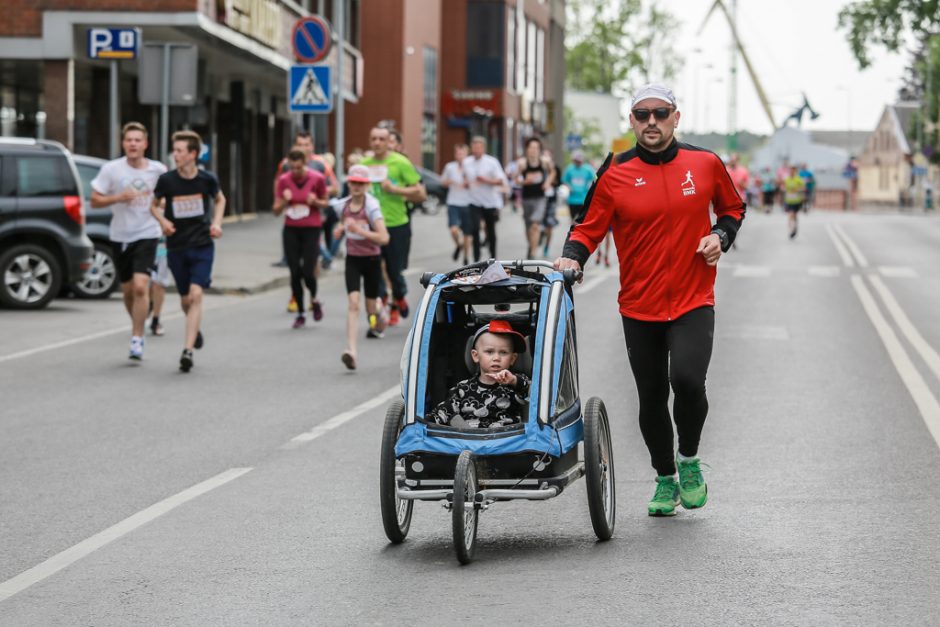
292, 16, 332, 63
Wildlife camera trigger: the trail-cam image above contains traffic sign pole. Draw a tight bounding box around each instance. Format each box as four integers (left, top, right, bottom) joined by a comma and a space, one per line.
109, 61, 119, 158
334, 0, 344, 179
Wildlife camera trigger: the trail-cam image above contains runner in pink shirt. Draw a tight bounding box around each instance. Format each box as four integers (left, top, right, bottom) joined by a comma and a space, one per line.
274, 150, 329, 328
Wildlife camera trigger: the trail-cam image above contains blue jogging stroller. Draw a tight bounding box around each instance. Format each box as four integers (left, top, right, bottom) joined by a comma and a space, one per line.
379, 260, 615, 564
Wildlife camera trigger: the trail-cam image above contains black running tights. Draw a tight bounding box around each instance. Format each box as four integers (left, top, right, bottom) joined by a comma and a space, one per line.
283, 226, 320, 312
621, 306, 714, 476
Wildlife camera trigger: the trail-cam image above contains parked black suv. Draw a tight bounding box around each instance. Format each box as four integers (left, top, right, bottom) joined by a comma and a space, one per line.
71, 154, 118, 298
0, 138, 93, 309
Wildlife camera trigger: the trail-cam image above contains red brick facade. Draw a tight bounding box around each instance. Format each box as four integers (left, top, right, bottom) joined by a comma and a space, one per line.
0, 0, 198, 37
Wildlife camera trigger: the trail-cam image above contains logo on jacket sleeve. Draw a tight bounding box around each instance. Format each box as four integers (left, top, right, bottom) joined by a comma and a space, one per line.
635, 177, 646, 187
681, 170, 696, 196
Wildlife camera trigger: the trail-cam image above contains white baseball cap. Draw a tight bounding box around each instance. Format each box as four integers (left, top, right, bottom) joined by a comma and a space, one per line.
631, 83, 678, 109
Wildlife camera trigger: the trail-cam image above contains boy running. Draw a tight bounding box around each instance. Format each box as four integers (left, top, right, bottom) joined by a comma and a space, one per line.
151, 130, 226, 372
331, 165, 390, 370
90, 121, 166, 360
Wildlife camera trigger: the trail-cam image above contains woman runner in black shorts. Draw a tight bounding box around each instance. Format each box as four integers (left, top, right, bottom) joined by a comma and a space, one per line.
332, 164, 390, 370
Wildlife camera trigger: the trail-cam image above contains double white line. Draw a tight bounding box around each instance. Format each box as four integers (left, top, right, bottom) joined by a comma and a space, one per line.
830, 224, 940, 448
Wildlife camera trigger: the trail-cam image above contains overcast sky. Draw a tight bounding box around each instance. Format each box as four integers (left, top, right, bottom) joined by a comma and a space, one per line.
655, 0, 911, 135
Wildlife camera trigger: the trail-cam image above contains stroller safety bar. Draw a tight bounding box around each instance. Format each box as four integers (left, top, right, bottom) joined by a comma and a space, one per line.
476, 487, 559, 501
398, 488, 451, 501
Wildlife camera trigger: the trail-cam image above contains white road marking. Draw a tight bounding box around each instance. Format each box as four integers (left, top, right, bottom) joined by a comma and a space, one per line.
0, 467, 253, 603
808, 265, 841, 277
283, 385, 400, 448
868, 274, 940, 385
826, 224, 854, 267
577, 271, 613, 294
878, 266, 918, 278
850, 275, 940, 450
732, 265, 771, 277
0, 295, 259, 365
832, 224, 869, 267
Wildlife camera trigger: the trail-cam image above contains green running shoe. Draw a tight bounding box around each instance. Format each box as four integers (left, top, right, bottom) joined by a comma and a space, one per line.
648, 475, 680, 516
677, 456, 708, 509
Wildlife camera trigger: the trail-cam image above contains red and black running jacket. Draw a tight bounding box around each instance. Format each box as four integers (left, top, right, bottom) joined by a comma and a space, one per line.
562, 139, 746, 321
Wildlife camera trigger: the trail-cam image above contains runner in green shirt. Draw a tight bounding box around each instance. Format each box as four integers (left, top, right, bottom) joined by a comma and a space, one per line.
360, 127, 425, 326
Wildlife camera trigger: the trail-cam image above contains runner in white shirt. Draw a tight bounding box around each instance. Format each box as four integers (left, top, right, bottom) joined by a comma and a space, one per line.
440, 143, 472, 265
462, 136, 508, 261
90, 122, 167, 361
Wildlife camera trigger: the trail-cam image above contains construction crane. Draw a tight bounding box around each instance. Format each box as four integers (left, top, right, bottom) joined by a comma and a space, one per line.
697, 0, 778, 138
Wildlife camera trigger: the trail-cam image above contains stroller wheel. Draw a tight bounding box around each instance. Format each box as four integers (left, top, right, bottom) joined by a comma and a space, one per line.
452, 450, 479, 564
584, 397, 616, 540
380, 399, 413, 543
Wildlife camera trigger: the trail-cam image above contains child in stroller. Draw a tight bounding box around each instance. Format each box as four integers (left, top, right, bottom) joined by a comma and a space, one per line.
430, 320, 530, 429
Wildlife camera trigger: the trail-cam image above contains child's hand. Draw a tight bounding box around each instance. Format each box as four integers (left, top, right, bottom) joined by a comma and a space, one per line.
491, 369, 517, 387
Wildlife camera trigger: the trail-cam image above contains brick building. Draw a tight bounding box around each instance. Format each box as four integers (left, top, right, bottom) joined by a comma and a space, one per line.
0, 0, 363, 215
346, 0, 565, 171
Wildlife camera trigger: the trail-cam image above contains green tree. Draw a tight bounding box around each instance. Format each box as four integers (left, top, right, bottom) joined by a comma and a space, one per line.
838, 0, 940, 69
566, 0, 681, 95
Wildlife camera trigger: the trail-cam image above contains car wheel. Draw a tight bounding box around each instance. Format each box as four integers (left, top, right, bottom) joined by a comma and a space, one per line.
71, 242, 118, 299
0, 243, 63, 309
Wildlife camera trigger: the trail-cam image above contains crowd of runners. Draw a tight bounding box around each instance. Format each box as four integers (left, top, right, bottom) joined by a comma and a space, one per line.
92, 120, 597, 373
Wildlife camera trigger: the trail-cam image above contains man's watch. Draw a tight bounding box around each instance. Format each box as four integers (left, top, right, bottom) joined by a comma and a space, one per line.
711, 227, 730, 251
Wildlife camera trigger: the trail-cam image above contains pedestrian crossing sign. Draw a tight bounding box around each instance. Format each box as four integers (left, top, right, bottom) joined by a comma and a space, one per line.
288, 65, 332, 113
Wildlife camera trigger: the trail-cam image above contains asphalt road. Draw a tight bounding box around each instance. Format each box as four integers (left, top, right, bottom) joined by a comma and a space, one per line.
2, 209, 940, 625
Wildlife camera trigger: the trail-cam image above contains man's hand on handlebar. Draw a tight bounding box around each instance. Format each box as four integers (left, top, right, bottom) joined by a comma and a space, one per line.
553, 256, 584, 283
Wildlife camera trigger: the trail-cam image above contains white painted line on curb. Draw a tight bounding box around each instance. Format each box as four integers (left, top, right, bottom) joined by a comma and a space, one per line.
826, 224, 854, 267
283, 385, 400, 449
0, 467, 253, 603
850, 275, 940, 450
832, 224, 868, 267
868, 274, 940, 386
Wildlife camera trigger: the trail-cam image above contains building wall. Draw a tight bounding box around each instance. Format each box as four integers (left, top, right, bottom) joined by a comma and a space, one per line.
401, 0, 440, 166
0, 0, 198, 37
343, 0, 405, 154
858, 108, 909, 203
566, 90, 623, 155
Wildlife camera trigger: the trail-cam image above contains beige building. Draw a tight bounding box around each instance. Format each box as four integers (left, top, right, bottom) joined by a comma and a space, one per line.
857, 102, 938, 206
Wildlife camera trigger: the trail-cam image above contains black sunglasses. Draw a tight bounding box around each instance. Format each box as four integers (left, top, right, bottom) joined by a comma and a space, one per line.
632, 107, 673, 122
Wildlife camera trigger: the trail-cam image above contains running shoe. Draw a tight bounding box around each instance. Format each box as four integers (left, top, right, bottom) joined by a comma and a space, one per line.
292, 315, 306, 329
648, 475, 680, 517
388, 307, 400, 327
311, 300, 323, 322
341, 351, 357, 370
395, 297, 409, 318
150, 318, 164, 337
367, 314, 384, 339
287, 296, 298, 313
179, 349, 194, 372
677, 457, 708, 509
542, 245, 549, 257
129, 336, 144, 361
194, 331, 204, 349
452, 244, 461, 261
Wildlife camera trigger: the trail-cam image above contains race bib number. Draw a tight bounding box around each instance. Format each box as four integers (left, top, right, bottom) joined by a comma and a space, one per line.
286, 204, 311, 220
172, 194, 205, 219
367, 165, 388, 183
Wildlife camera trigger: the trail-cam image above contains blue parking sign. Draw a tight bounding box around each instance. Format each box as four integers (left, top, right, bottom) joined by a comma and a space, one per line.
87, 28, 139, 60
288, 65, 333, 113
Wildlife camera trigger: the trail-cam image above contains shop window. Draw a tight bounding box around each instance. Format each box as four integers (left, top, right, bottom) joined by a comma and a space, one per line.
506, 9, 516, 92
423, 47, 438, 115
466, 1, 504, 87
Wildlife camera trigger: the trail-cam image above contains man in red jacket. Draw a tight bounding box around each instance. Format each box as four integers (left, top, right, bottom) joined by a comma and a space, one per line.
554, 83, 745, 517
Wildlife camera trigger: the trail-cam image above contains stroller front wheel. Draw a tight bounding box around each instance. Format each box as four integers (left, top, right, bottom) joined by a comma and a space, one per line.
584, 397, 616, 540
380, 399, 413, 543
452, 450, 479, 564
